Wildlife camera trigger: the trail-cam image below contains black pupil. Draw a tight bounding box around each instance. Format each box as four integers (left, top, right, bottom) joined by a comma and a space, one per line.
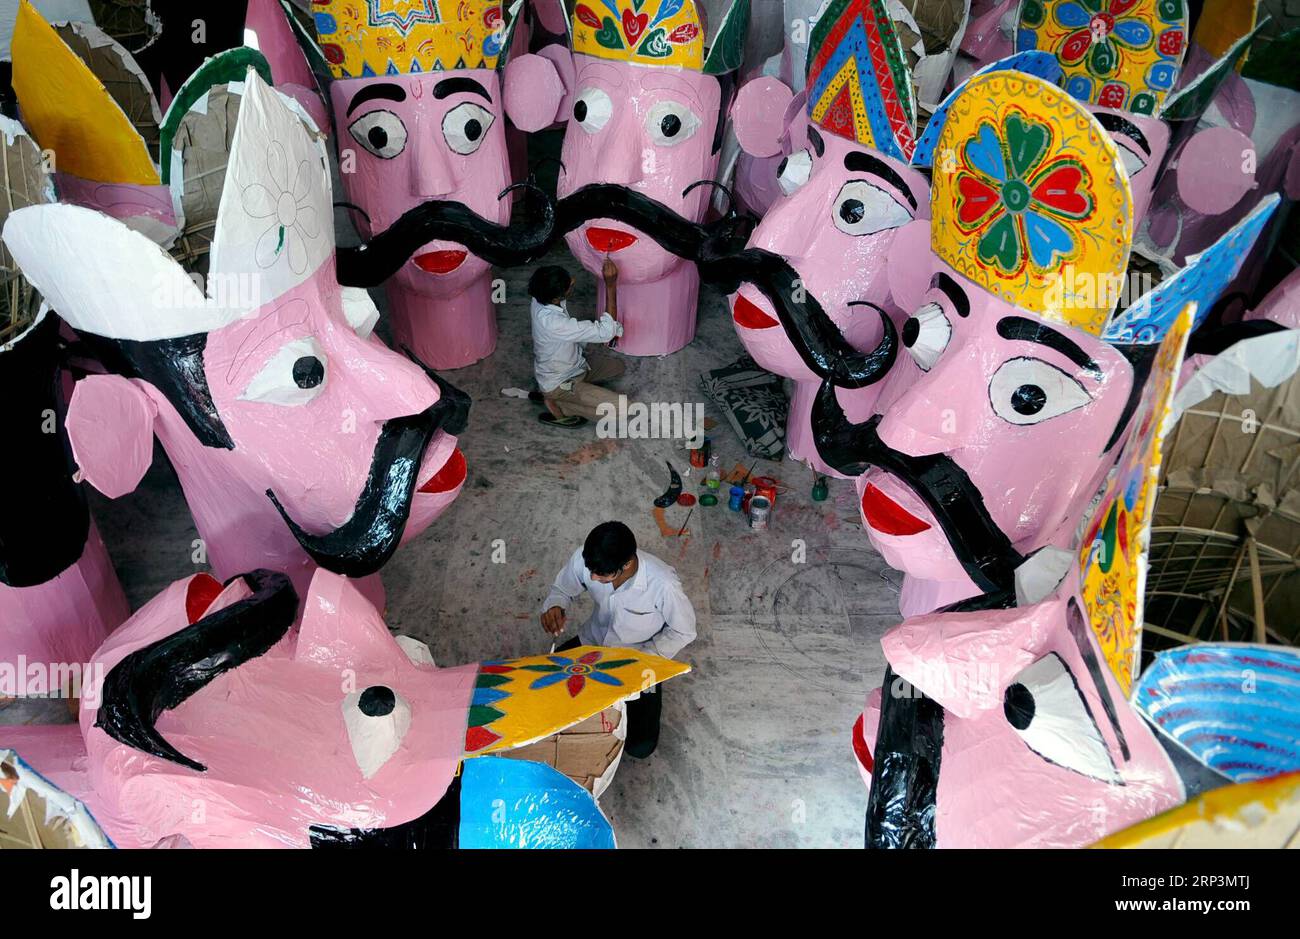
1003, 682, 1035, 730
292, 356, 325, 389
359, 685, 396, 717
574, 100, 588, 122
840, 199, 865, 225
661, 114, 682, 137
465, 119, 482, 141
367, 125, 388, 150
902, 318, 920, 348
1011, 384, 1047, 415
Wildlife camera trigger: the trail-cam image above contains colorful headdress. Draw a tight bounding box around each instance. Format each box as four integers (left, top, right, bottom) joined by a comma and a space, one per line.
930, 71, 1132, 335
1015, 0, 1189, 116
804, 0, 916, 162
571, 0, 749, 75
3, 69, 333, 341
313, 0, 520, 79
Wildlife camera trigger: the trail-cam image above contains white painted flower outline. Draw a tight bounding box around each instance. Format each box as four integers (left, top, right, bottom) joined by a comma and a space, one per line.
241, 140, 320, 275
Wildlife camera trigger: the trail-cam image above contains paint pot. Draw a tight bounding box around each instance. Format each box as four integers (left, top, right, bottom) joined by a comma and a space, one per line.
748, 495, 771, 530
690, 436, 710, 469
700, 491, 718, 507
752, 476, 779, 507
728, 485, 744, 511
811, 476, 828, 502
677, 492, 696, 507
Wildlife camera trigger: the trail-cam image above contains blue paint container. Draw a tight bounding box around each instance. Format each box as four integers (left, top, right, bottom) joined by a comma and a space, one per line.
728, 485, 744, 511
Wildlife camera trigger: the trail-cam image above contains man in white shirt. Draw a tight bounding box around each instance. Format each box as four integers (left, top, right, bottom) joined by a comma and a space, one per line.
528, 261, 625, 428
541, 521, 696, 757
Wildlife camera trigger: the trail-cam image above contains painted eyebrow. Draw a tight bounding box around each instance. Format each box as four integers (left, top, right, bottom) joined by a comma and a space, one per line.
1093, 111, 1150, 156
930, 272, 969, 318
997, 316, 1102, 377
843, 151, 918, 210
346, 83, 406, 116
807, 126, 825, 158
433, 77, 492, 102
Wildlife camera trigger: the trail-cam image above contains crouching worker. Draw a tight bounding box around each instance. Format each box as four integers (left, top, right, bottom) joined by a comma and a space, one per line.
529, 260, 625, 428
541, 521, 695, 758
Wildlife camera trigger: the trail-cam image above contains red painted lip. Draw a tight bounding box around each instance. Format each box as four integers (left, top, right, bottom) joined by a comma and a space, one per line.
733, 294, 778, 330
585, 227, 638, 252
418, 448, 467, 494
852, 713, 873, 774
413, 250, 468, 274
861, 483, 931, 536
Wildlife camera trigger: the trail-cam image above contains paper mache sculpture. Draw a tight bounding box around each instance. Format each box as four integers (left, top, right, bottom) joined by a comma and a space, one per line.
809, 69, 1280, 618
2, 70, 472, 607
852, 305, 1195, 848
0, 117, 130, 677
1016, 0, 1270, 230
314, 0, 543, 370
506, 0, 751, 356
0, 566, 688, 848
726, 0, 1064, 473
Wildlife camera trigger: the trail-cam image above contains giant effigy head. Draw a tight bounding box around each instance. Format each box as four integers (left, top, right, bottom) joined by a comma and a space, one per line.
506, 0, 750, 356
1015, 0, 1268, 228
855, 308, 1195, 847
65, 565, 687, 848
812, 69, 1277, 615
2, 71, 470, 601
314, 1, 537, 369
728, 0, 931, 473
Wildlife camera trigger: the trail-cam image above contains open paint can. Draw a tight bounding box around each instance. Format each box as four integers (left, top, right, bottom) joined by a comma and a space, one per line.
748, 495, 771, 530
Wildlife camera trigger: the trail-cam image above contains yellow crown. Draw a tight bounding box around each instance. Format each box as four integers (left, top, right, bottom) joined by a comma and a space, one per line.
314, 0, 509, 79
572, 0, 705, 70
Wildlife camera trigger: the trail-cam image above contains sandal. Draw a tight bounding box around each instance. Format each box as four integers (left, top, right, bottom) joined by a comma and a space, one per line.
538, 413, 588, 428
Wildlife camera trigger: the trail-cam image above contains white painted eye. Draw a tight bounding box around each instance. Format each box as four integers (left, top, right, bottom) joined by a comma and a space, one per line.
777, 149, 812, 195
340, 286, 379, 339
1115, 142, 1146, 180
347, 110, 407, 159
442, 102, 495, 156
1004, 654, 1120, 783
343, 685, 411, 779
239, 337, 328, 407
989, 357, 1091, 425
645, 100, 700, 147
902, 302, 951, 372
832, 180, 912, 236
573, 87, 612, 134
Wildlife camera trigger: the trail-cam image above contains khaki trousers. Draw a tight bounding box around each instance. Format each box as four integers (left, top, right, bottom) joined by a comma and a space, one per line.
544, 355, 626, 421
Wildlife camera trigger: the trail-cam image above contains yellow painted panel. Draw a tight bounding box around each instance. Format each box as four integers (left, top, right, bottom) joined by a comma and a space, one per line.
12, 1, 158, 185
464, 645, 690, 755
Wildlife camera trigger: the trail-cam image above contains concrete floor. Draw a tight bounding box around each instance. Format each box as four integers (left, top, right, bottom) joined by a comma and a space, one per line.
77, 238, 903, 848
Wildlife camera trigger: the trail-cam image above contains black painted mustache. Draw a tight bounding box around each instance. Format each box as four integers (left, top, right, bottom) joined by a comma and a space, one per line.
811, 380, 1023, 594
336, 182, 555, 287
267, 363, 470, 579
555, 183, 896, 387
97, 570, 298, 772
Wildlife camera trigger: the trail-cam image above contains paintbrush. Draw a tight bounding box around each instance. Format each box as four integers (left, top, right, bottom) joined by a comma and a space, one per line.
676, 507, 694, 537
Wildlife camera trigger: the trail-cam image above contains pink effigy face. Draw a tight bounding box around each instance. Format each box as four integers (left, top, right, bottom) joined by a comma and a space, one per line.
557, 53, 722, 285
78, 568, 476, 848
66, 260, 467, 590
730, 130, 929, 381
852, 264, 1132, 588
857, 586, 1183, 848
331, 70, 511, 299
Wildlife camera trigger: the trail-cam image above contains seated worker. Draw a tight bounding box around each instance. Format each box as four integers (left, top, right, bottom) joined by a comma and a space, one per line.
528, 260, 624, 428
541, 521, 696, 758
